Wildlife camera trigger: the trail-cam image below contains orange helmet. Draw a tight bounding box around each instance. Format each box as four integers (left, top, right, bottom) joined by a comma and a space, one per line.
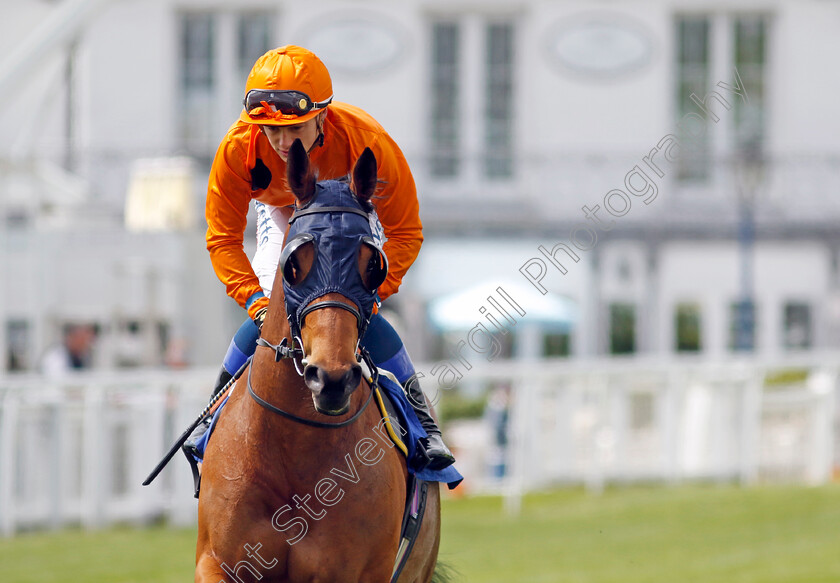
240, 45, 333, 126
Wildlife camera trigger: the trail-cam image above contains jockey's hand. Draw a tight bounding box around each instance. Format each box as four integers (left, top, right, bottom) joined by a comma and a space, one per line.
253, 307, 268, 330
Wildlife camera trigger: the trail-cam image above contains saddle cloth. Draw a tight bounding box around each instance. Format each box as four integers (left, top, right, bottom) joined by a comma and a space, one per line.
372, 371, 463, 488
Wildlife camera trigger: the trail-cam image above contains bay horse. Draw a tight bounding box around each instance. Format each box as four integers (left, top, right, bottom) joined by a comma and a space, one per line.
195, 140, 443, 582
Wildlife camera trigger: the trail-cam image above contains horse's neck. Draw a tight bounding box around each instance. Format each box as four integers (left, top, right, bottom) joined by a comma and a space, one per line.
245, 351, 374, 490
251, 305, 302, 414
261, 289, 292, 344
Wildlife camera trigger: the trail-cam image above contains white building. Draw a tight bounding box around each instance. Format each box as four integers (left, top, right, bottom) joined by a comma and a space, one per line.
1, 0, 839, 372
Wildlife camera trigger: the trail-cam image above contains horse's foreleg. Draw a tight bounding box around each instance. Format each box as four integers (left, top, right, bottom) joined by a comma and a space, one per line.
195, 552, 227, 583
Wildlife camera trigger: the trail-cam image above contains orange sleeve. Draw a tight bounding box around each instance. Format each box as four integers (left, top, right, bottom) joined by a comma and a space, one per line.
367, 131, 423, 302
205, 131, 269, 319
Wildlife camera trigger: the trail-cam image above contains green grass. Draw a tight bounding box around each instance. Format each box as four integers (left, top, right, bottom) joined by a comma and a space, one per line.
1, 484, 839, 582
0, 526, 197, 583
439, 484, 840, 583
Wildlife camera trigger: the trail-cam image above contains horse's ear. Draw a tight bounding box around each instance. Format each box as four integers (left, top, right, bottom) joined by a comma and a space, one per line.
287, 138, 316, 202
351, 147, 377, 203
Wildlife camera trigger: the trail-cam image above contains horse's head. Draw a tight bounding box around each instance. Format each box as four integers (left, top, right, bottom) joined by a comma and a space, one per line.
279, 139, 388, 415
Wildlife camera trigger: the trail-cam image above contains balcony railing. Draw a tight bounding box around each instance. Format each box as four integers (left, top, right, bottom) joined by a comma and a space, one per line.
3, 149, 840, 234
411, 151, 840, 231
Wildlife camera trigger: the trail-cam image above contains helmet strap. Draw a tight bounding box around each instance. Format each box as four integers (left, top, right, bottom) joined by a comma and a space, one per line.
305, 133, 323, 155
308, 114, 326, 153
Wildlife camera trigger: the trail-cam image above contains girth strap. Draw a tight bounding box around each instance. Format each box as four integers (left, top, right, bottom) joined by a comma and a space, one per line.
390, 476, 429, 582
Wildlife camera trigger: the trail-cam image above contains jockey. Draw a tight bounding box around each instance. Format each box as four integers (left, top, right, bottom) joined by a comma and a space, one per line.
188, 45, 454, 471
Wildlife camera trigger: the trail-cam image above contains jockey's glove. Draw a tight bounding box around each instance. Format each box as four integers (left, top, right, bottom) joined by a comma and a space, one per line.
253, 307, 268, 330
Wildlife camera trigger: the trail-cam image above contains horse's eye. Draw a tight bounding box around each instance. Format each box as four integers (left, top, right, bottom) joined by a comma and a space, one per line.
358, 241, 388, 291
281, 235, 315, 287
283, 253, 298, 285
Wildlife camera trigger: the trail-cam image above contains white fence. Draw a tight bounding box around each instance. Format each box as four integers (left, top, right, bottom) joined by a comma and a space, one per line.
1, 357, 838, 534
0, 368, 214, 536
441, 356, 839, 511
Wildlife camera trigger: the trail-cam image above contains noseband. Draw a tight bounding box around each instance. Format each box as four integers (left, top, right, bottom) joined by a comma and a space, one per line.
249, 336, 379, 429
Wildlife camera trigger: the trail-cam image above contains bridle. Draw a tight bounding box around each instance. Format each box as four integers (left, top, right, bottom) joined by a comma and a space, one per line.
282, 204, 382, 343
246, 198, 385, 429
247, 336, 379, 429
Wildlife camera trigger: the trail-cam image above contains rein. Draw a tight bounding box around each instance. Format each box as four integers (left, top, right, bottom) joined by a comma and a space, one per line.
247, 337, 379, 429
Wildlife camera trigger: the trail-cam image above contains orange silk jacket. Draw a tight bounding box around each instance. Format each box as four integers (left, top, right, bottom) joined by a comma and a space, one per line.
205, 102, 423, 319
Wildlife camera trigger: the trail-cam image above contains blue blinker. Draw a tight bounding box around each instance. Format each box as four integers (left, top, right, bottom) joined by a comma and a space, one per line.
280, 180, 387, 339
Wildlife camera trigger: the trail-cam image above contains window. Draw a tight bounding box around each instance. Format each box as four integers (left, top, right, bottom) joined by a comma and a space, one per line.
484, 22, 514, 178
179, 11, 274, 156
238, 14, 272, 80
430, 22, 460, 177
182, 14, 215, 91
675, 17, 711, 182
729, 300, 756, 351
543, 332, 570, 357
428, 17, 516, 180
180, 14, 215, 153
674, 14, 768, 183
675, 303, 702, 352
609, 303, 636, 354
783, 302, 812, 350
733, 16, 767, 156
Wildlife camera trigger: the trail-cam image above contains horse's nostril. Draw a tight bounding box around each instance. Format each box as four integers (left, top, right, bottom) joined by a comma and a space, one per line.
305, 364, 361, 397
304, 365, 325, 391
345, 364, 362, 389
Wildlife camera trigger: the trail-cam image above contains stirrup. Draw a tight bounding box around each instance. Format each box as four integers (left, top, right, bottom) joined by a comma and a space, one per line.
182, 418, 211, 456
181, 418, 211, 498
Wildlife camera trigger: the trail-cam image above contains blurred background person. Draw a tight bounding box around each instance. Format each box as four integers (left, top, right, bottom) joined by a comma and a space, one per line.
39, 323, 97, 377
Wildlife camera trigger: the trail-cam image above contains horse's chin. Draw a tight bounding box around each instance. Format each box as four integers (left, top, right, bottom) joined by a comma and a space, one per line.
312, 395, 351, 417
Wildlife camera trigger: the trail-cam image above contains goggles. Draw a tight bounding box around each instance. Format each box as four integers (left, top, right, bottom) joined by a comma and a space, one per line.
243, 89, 333, 118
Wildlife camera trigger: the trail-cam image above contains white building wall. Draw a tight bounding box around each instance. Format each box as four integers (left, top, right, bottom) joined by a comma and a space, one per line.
658, 241, 831, 357
3, 1, 840, 169
81, 1, 176, 156
772, 1, 840, 152
1, 0, 839, 370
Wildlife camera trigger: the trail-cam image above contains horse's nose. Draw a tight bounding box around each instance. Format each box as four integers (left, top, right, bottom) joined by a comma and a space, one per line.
304, 363, 362, 395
